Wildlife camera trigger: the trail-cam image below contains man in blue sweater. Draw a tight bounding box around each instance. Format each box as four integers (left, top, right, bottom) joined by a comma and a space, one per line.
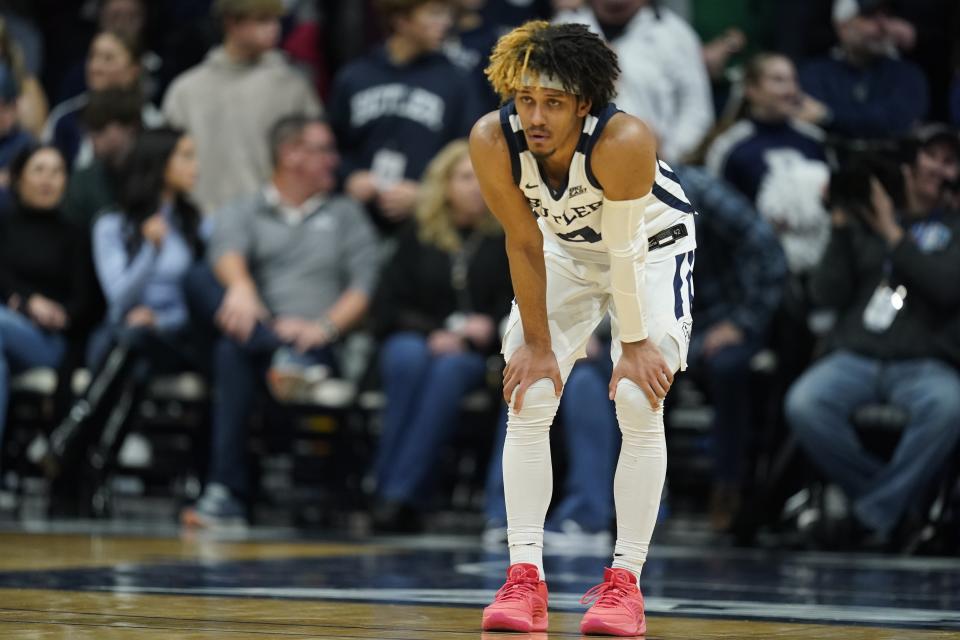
328, 0, 481, 231
799, 0, 928, 139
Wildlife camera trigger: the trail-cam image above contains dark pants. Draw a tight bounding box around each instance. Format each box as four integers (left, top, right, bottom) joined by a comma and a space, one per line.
375, 332, 487, 505
786, 350, 960, 534
688, 324, 764, 488
183, 264, 336, 498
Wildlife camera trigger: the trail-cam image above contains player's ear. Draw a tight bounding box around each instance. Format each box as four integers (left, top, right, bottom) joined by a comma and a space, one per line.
576, 97, 592, 117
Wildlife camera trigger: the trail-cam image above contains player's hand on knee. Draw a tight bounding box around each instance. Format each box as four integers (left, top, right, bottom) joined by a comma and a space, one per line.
610, 340, 673, 409
503, 344, 563, 411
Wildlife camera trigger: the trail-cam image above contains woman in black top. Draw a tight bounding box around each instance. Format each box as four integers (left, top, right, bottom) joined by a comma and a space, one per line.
0, 145, 93, 475
370, 139, 513, 531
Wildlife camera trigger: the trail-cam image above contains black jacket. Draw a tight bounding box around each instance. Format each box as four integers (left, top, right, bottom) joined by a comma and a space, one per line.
372, 222, 512, 354
812, 209, 960, 360
0, 204, 99, 336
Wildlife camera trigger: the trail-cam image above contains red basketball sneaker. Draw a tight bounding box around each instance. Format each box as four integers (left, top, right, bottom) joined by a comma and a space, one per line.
579, 567, 646, 636
481, 563, 549, 632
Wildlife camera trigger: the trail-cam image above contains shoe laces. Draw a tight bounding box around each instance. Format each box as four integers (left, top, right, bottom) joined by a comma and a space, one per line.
580, 570, 637, 609
493, 569, 541, 604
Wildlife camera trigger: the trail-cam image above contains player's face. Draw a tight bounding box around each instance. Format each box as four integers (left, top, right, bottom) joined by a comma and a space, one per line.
515, 87, 591, 160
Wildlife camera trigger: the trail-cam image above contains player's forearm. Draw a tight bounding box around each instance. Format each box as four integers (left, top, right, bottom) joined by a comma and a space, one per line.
507, 238, 551, 350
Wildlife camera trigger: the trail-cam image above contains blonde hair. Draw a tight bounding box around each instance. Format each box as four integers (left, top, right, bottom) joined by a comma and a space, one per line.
416, 139, 501, 254
484, 20, 618, 107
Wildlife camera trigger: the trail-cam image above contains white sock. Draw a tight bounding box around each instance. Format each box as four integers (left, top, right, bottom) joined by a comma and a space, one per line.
504, 378, 562, 582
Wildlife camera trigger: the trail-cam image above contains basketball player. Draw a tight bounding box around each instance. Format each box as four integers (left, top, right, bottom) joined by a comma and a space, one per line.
470, 21, 696, 636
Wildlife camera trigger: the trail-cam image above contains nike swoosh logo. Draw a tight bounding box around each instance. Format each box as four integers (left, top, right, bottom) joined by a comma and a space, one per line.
524, 183, 538, 190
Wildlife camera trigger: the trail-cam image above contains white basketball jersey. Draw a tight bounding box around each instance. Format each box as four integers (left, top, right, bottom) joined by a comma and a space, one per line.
499, 101, 696, 261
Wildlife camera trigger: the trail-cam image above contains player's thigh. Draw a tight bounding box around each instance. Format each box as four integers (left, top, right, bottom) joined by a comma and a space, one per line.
502, 256, 608, 367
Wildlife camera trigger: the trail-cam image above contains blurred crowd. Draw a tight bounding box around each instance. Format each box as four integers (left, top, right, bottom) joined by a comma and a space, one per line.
0, 0, 959, 553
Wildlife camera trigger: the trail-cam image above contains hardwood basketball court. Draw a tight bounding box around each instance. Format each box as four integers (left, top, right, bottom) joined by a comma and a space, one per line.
0, 523, 957, 639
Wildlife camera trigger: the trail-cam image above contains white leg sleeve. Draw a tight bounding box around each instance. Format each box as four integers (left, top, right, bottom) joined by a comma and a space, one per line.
610, 336, 678, 579
504, 378, 563, 579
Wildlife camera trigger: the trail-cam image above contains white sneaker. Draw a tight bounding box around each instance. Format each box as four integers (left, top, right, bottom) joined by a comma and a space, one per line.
544, 520, 612, 552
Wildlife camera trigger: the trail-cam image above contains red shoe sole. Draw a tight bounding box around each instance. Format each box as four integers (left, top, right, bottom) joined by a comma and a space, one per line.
580, 614, 646, 637
481, 609, 548, 632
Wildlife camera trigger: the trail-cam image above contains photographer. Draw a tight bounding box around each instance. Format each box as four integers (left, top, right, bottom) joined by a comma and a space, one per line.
785, 125, 960, 546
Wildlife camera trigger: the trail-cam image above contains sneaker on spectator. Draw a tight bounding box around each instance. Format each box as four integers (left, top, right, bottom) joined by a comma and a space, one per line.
482, 563, 549, 632
180, 483, 247, 529
544, 519, 612, 552
266, 348, 329, 403
579, 567, 646, 636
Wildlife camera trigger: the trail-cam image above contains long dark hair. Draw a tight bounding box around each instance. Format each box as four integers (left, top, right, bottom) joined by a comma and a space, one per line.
117, 127, 202, 259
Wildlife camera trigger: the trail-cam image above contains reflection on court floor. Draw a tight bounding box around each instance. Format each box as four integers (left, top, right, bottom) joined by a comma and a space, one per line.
0, 523, 958, 639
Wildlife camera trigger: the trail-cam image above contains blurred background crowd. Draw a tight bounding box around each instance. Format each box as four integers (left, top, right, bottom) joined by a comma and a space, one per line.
0, 0, 959, 556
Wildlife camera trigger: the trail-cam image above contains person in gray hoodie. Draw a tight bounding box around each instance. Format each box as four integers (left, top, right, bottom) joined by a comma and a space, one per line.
162, 0, 322, 214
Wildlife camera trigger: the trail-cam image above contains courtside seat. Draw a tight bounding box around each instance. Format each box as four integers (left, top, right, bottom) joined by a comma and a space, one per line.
10, 368, 208, 402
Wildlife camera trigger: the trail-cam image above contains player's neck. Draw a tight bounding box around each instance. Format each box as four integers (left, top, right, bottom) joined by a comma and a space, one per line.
537, 130, 581, 187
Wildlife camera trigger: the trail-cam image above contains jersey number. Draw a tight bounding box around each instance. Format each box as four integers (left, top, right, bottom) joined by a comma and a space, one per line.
557, 226, 602, 243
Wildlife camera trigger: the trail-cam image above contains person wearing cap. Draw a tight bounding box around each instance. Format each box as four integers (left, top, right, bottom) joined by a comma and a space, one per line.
163, 0, 322, 214
0, 62, 33, 213
798, 0, 928, 139
785, 124, 960, 548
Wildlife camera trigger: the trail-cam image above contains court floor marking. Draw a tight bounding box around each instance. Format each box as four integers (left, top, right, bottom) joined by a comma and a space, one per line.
84, 585, 960, 630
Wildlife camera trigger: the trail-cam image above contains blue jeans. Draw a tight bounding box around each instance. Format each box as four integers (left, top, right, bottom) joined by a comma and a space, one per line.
688, 327, 764, 486
375, 332, 487, 505
785, 350, 960, 534
184, 264, 336, 498
484, 358, 619, 532
0, 306, 66, 456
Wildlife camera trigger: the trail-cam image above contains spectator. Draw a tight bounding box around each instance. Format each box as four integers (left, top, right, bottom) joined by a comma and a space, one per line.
674, 164, 787, 531
56, 0, 162, 106
443, 0, 500, 112
61, 86, 142, 229
329, 0, 480, 231
0, 145, 95, 486
798, 0, 929, 140
555, 0, 714, 162
43, 128, 206, 484
163, 0, 321, 214
0, 16, 45, 138
785, 128, 960, 546
705, 53, 827, 205
43, 29, 161, 170
368, 139, 511, 531
180, 115, 378, 527
0, 62, 33, 212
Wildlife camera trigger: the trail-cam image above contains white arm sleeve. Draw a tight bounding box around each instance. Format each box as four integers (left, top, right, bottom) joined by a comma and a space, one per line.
601, 193, 653, 342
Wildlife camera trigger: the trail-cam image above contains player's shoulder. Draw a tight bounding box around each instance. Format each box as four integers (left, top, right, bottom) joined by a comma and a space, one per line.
469, 109, 508, 152
594, 112, 656, 162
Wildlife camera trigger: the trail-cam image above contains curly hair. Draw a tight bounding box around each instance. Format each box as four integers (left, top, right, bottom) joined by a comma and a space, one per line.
485, 21, 620, 110
416, 139, 501, 254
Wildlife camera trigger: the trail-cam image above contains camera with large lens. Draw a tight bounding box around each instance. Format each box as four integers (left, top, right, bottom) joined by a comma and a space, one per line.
825, 154, 906, 222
